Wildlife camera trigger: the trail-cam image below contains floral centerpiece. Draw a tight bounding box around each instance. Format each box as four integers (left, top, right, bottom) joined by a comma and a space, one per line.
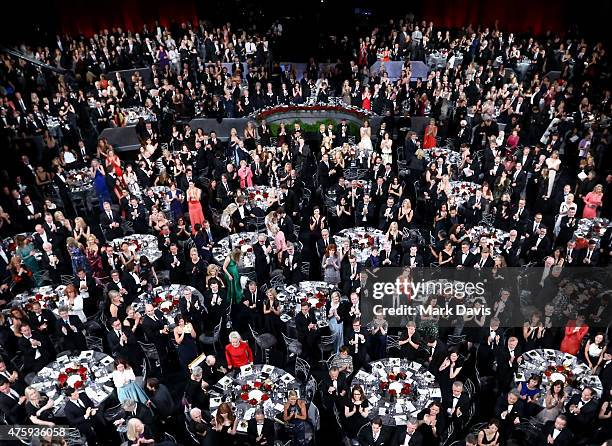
58, 365, 88, 389
379, 372, 413, 401
239, 380, 274, 405
152, 291, 178, 313
544, 364, 574, 383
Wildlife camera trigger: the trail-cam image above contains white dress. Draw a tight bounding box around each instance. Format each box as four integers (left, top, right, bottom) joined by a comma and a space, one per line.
380, 139, 393, 165
61, 295, 87, 323
359, 127, 373, 152
545, 158, 561, 196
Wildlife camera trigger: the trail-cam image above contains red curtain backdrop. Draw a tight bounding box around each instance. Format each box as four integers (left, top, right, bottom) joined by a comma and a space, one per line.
422, 0, 567, 34
54, 0, 198, 35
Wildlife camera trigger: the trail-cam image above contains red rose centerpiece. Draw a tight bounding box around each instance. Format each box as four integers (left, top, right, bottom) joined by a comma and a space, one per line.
58, 365, 88, 389
239, 380, 274, 405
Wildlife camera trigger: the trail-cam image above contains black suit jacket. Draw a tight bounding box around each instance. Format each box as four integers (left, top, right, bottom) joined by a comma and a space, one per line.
358, 425, 391, 446
564, 394, 597, 428
18, 332, 53, 373
0, 390, 26, 424
295, 310, 318, 343
247, 418, 275, 445
64, 393, 96, 431
494, 395, 524, 425
321, 374, 349, 409
392, 426, 426, 446
99, 210, 123, 240
538, 421, 573, 446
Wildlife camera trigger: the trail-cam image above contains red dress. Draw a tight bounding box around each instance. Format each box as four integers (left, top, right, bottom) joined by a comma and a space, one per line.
559, 321, 589, 355
225, 341, 254, 368
423, 124, 438, 149
362, 95, 371, 110
187, 189, 206, 233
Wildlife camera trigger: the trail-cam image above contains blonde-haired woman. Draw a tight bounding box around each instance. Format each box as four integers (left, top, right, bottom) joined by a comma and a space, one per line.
24, 387, 56, 427
398, 198, 414, 231
72, 217, 90, 245
583, 184, 603, 219
283, 389, 308, 444
225, 331, 253, 370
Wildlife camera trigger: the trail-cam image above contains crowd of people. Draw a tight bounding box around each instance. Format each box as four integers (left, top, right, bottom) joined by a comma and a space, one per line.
0, 10, 611, 446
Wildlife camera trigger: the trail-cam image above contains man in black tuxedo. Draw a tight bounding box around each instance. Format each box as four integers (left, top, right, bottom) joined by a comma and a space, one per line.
295, 302, 320, 362
522, 226, 551, 264
99, 201, 123, 240
402, 245, 425, 268
179, 287, 204, 331
465, 190, 487, 226
565, 387, 598, 435
27, 301, 57, 350
0, 245, 10, 284
425, 337, 448, 374
341, 255, 361, 297
579, 240, 599, 267
378, 241, 399, 267
243, 281, 266, 328
0, 377, 26, 424
142, 304, 169, 361
555, 209, 579, 249
355, 194, 376, 226
279, 182, 298, 220
495, 336, 522, 391
91, 101, 110, 132
509, 163, 528, 200
501, 230, 522, 267
112, 398, 155, 430
494, 390, 525, 440
18, 324, 53, 374
196, 221, 216, 263
317, 153, 332, 192
599, 348, 612, 394
247, 409, 276, 446
107, 270, 138, 306
454, 242, 476, 269
281, 243, 302, 285
200, 355, 226, 389
107, 318, 143, 373
56, 307, 87, 352
511, 198, 530, 233
157, 224, 179, 254
474, 248, 495, 269
443, 381, 470, 426
335, 118, 350, 146
63, 387, 100, 445
253, 233, 273, 286
277, 208, 296, 242
163, 243, 186, 283
20, 194, 44, 230
0, 360, 24, 394
126, 196, 148, 233
251, 154, 268, 186
357, 417, 391, 446
378, 197, 397, 231
539, 415, 573, 446
316, 229, 336, 261
392, 417, 425, 446
347, 319, 369, 372
321, 366, 349, 412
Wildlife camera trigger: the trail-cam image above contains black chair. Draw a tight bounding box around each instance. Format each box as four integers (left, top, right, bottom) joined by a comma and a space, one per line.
249, 325, 277, 364
199, 319, 223, 354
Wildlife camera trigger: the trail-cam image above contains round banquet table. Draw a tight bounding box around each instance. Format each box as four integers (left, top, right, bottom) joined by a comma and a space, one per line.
514, 349, 604, 405
209, 364, 307, 434
245, 186, 282, 212
65, 167, 94, 194
574, 217, 610, 247
351, 358, 442, 426
423, 147, 461, 165
132, 284, 205, 328
9, 283, 88, 311
335, 227, 387, 264
112, 234, 162, 264
277, 281, 337, 333
212, 232, 274, 270
448, 181, 481, 207
30, 351, 115, 417
468, 225, 510, 255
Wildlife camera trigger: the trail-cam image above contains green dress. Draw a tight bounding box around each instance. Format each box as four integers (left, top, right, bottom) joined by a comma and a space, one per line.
225, 259, 243, 304
17, 244, 41, 286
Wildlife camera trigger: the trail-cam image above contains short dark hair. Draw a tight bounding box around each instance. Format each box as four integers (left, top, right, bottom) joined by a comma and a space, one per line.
371, 417, 383, 427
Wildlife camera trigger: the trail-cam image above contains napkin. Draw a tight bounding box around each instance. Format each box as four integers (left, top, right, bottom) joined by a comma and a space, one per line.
394, 415, 407, 425
274, 403, 285, 412
262, 365, 274, 374
243, 408, 256, 420
389, 358, 401, 367
368, 395, 380, 406
217, 376, 232, 388
280, 314, 291, 322
280, 373, 294, 384
240, 364, 254, 377
79, 350, 94, 360
210, 397, 222, 409
237, 420, 248, 433
431, 388, 442, 398
100, 356, 114, 366
405, 401, 416, 413
378, 408, 387, 416
395, 404, 403, 414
